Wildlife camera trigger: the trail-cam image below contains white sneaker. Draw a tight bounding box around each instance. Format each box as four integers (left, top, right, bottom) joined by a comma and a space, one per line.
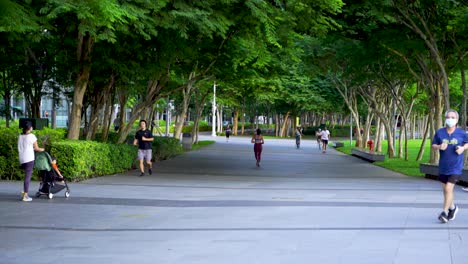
462, 187, 468, 192
21, 192, 32, 202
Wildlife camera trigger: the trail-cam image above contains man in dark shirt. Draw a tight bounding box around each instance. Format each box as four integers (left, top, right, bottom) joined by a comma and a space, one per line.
133, 120, 154, 176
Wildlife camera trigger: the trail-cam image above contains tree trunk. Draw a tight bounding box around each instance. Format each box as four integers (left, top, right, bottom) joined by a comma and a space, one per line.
375, 118, 383, 153
174, 79, 195, 139
280, 111, 290, 137
417, 114, 431, 161
275, 114, 280, 137
86, 75, 115, 140
217, 106, 222, 133
2, 70, 12, 127
429, 82, 444, 164
116, 87, 128, 134
241, 112, 245, 135
233, 110, 239, 136
461, 65, 467, 130
101, 94, 114, 142
394, 3, 451, 109
117, 80, 162, 143
68, 33, 94, 140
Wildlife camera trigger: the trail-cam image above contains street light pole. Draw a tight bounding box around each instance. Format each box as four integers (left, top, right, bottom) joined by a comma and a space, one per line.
212, 82, 217, 137
350, 114, 353, 147
165, 98, 170, 137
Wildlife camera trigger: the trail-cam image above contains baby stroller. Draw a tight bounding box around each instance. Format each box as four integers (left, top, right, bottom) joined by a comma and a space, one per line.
34, 152, 70, 199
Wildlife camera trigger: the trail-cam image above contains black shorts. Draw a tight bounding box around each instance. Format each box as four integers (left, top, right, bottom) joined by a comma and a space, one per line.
322, 139, 329, 145
438, 174, 460, 184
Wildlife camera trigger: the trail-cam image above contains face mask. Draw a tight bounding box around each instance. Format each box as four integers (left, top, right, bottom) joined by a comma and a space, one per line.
445, 118, 457, 128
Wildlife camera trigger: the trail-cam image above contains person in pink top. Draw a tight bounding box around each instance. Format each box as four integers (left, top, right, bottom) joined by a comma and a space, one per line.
251, 128, 264, 167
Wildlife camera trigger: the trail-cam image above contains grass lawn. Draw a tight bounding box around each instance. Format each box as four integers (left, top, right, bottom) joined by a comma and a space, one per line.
335, 139, 432, 177
191, 140, 216, 151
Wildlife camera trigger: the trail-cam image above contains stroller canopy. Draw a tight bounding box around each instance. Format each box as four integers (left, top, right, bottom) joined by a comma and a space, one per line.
34, 151, 52, 171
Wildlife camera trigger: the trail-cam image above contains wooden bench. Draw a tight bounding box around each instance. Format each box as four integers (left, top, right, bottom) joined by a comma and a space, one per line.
351, 148, 385, 162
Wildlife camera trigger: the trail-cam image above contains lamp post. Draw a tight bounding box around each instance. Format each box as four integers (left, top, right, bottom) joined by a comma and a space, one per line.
350, 114, 353, 147
166, 98, 173, 137
212, 82, 217, 137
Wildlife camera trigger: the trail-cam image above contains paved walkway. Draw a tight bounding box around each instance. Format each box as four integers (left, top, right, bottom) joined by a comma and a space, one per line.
1, 135, 468, 264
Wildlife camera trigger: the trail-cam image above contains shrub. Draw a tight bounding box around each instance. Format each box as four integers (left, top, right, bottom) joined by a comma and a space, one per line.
50, 141, 136, 181
0, 127, 184, 181
152, 137, 183, 161
0, 127, 29, 180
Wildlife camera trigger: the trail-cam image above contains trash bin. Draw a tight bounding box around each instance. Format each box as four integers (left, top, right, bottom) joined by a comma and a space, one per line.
19, 118, 49, 130
182, 132, 192, 150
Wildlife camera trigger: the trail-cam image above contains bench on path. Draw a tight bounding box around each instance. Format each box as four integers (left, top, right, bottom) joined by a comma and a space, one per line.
351, 148, 385, 163
332, 141, 344, 148
420, 163, 468, 187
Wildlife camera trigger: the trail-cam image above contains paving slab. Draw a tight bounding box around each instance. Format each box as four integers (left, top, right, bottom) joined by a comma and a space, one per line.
1, 135, 468, 264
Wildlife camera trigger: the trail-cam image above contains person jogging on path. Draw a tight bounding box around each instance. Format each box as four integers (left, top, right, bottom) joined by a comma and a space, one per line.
251, 128, 264, 167
431, 109, 468, 223
225, 125, 232, 142
295, 127, 302, 149
320, 127, 330, 153
316, 128, 322, 150
133, 120, 154, 176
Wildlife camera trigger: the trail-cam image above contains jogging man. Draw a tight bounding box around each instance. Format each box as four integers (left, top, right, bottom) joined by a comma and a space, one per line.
431, 109, 468, 223
133, 120, 154, 176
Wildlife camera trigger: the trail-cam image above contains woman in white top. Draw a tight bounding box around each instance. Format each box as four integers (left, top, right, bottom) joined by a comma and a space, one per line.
320, 127, 330, 153
18, 121, 44, 201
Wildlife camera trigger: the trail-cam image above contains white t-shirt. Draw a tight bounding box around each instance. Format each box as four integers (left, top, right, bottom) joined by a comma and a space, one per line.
320, 130, 330, 141
18, 133, 37, 164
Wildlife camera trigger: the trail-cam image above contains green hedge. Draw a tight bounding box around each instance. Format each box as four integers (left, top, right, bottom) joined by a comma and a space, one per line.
0, 127, 184, 182
152, 137, 184, 160
303, 125, 352, 137
0, 127, 67, 180
50, 141, 136, 181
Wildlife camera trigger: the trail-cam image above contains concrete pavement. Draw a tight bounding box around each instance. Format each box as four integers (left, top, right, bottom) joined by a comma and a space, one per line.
1, 135, 468, 264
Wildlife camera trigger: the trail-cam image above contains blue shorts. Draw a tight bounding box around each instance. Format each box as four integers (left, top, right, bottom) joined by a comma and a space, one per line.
438, 174, 460, 184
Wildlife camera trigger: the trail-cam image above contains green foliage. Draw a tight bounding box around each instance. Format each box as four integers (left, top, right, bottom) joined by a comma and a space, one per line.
34, 128, 67, 150
152, 137, 183, 161
0, 127, 66, 180
0, 125, 186, 181
0, 127, 20, 156
336, 139, 432, 177
0, 0, 39, 33
0, 127, 25, 180
191, 140, 215, 151
50, 140, 136, 181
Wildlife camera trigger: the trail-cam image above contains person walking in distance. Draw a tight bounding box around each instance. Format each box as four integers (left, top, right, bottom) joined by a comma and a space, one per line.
18, 121, 45, 201
295, 127, 302, 149
316, 128, 322, 150
432, 109, 468, 223
133, 120, 154, 176
225, 125, 232, 142
320, 127, 330, 153
251, 128, 264, 167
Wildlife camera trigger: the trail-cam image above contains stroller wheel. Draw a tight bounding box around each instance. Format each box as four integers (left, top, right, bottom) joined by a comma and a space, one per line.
48, 193, 54, 199
35, 192, 41, 198
65, 191, 70, 198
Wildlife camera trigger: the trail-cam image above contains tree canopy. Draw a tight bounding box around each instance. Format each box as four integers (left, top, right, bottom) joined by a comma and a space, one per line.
1, 0, 468, 161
